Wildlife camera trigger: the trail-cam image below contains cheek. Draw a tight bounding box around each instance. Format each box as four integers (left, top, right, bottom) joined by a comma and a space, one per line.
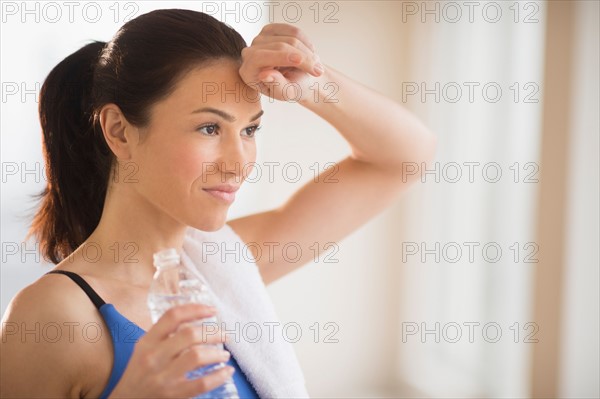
157, 139, 215, 190
134, 135, 210, 197
176, 146, 215, 188
243, 145, 258, 179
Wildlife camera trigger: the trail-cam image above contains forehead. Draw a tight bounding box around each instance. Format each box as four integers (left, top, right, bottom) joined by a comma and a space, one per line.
154, 60, 262, 117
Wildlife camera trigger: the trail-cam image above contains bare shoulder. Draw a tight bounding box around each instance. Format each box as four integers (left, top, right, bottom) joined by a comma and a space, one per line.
3, 270, 97, 324
1, 271, 109, 398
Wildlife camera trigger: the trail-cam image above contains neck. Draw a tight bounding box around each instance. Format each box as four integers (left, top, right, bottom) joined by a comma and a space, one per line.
76, 184, 188, 286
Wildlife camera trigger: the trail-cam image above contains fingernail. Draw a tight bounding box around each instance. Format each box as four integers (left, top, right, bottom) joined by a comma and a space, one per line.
262, 75, 274, 83
226, 366, 235, 375
313, 63, 324, 75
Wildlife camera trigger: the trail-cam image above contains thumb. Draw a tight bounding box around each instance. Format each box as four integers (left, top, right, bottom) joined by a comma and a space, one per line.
257, 68, 291, 99
259, 68, 287, 86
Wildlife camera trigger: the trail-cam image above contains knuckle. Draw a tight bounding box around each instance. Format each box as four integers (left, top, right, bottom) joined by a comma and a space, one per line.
288, 25, 301, 36
238, 67, 249, 79
241, 47, 256, 62
165, 306, 184, 323
180, 325, 196, 341
139, 352, 158, 370
250, 36, 262, 47
207, 328, 221, 344
195, 378, 209, 393
196, 326, 215, 344
198, 326, 220, 343
261, 24, 273, 34
288, 37, 301, 48
190, 347, 206, 365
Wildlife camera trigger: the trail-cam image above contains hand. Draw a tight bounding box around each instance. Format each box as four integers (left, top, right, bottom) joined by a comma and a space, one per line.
239, 23, 326, 103
108, 304, 234, 398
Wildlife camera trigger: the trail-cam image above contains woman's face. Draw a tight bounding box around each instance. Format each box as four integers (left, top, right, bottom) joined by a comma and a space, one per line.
128, 59, 262, 231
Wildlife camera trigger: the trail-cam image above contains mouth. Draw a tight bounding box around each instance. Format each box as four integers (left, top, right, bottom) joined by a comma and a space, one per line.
202, 189, 236, 204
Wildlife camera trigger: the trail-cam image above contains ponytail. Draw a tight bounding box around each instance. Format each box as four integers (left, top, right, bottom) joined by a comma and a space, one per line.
28, 41, 112, 264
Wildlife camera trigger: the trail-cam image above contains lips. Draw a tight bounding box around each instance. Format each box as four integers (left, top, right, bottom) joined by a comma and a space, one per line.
202, 189, 236, 203
202, 184, 239, 204
202, 184, 240, 193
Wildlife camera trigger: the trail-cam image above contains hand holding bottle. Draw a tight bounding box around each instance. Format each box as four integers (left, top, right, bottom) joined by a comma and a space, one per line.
108, 304, 234, 398
145, 248, 239, 399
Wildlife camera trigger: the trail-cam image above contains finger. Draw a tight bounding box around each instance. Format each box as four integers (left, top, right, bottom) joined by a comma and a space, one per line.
166, 344, 231, 381
251, 36, 321, 79
244, 44, 322, 78
260, 23, 316, 52
178, 365, 235, 398
255, 70, 288, 94
256, 69, 295, 94
158, 323, 227, 361
146, 304, 218, 342
252, 34, 314, 56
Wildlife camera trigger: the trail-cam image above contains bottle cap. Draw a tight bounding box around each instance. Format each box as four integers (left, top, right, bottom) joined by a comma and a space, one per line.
153, 248, 181, 269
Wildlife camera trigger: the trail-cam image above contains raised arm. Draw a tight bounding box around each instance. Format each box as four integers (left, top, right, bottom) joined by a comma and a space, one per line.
230, 23, 437, 284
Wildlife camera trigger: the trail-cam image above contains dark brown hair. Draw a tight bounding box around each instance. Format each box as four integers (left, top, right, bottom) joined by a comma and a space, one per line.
28, 9, 247, 264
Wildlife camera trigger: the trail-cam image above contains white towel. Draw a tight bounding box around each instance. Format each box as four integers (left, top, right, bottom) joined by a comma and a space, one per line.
180, 223, 310, 399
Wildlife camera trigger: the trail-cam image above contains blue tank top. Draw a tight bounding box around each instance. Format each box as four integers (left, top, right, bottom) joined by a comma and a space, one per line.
45, 270, 260, 399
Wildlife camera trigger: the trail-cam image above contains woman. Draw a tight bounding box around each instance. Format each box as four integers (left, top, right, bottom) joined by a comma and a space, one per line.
0, 8, 436, 399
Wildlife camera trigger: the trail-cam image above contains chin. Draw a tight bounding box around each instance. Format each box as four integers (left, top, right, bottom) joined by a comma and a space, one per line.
190, 214, 228, 232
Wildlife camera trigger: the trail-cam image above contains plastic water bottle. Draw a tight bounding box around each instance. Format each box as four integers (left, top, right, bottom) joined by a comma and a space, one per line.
147, 248, 239, 399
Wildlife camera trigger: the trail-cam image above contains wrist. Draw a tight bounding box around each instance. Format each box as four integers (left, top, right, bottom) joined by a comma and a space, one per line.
298, 66, 338, 109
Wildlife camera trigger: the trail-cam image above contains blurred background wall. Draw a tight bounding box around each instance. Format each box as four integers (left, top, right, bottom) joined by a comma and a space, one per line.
1, 1, 598, 398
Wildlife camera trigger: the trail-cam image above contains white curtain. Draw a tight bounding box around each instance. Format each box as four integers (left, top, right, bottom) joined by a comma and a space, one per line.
392, 1, 545, 397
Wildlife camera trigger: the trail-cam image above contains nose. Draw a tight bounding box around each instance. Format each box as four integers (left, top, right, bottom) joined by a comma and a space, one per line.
216, 131, 252, 181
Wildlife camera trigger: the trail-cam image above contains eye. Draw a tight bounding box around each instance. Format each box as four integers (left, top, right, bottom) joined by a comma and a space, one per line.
244, 125, 262, 138
197, 124, 218, 135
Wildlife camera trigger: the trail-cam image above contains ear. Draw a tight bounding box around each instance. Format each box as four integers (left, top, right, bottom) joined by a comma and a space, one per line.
98, 103, 138, 160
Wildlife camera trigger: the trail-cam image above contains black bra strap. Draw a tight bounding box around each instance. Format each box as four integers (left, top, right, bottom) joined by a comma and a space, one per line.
45, 270, 106, 309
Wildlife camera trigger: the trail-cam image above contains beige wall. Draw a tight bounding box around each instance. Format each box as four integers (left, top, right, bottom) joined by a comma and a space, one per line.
264, 2, 412, 396
558, 1, 600, 396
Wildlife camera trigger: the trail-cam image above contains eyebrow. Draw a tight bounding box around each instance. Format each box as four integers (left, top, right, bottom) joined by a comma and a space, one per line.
191, 107, 264, 123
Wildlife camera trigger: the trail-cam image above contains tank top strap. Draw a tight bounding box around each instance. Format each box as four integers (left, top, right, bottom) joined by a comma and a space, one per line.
45, 270, 106, 309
